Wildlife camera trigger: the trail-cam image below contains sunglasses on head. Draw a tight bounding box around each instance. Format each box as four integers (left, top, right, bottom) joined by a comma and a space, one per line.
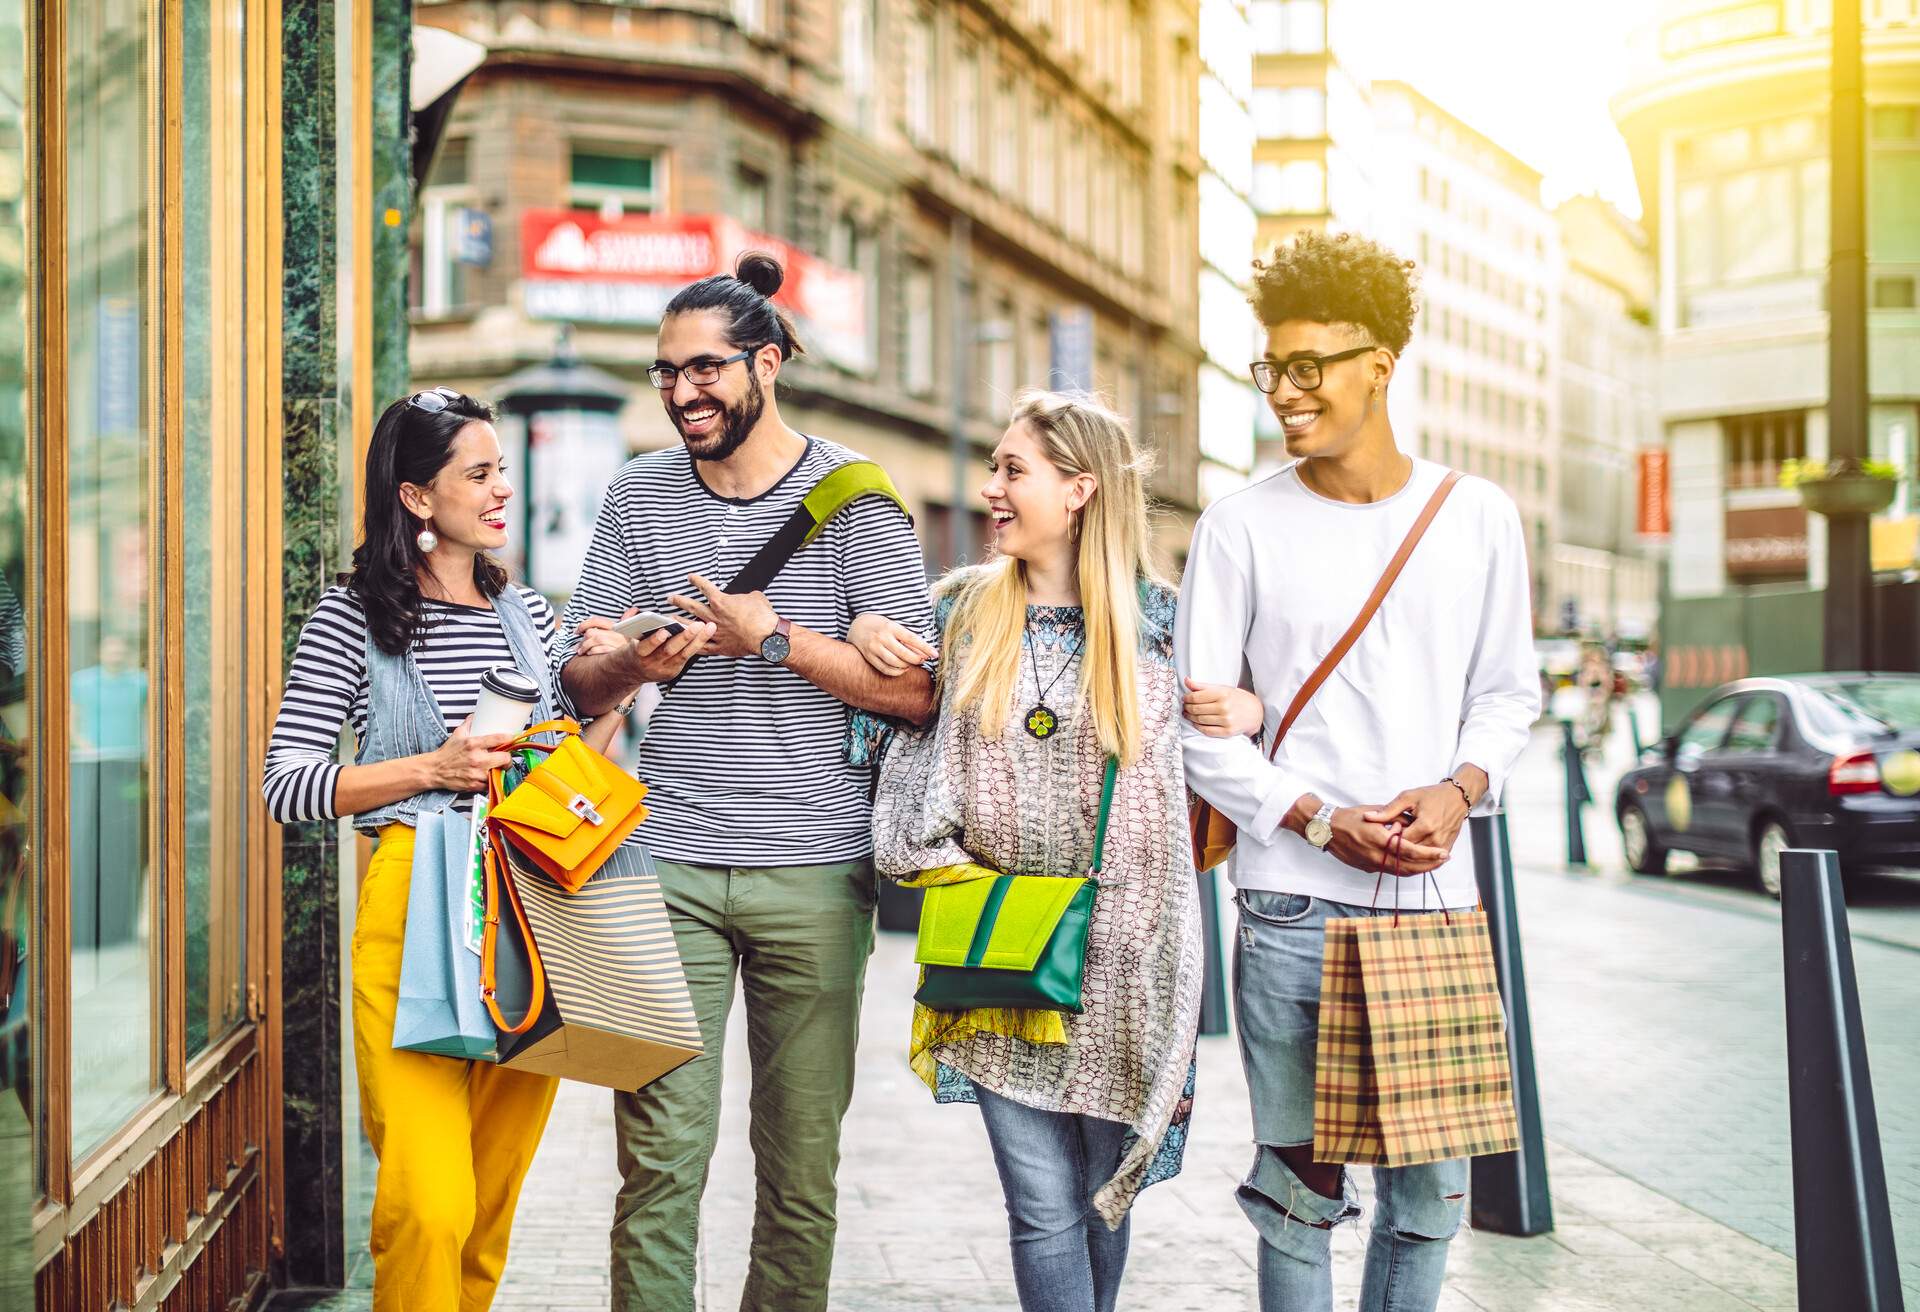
407, 386, 462, 414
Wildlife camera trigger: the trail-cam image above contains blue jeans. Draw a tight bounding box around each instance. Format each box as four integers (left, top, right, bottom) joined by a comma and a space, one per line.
1233, 891, 1468, 1312
975, 1085, 1133, 1312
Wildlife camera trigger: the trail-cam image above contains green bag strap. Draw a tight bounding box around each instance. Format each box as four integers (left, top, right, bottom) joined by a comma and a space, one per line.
1090, 755, 1118, 874
726, 460, 910, 595
957, 756, 1118, 968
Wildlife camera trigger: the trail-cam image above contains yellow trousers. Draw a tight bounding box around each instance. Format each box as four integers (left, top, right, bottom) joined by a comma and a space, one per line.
353, 824, 558, 1311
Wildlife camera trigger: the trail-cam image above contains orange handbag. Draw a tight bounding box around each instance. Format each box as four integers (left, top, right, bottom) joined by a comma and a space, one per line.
1190, 472, 1462, 872
486, 718, 650, 893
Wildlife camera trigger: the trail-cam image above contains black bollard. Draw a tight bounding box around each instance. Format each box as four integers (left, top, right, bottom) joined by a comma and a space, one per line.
1559, 719, 1591, 868
1468, 811, 1554, 1237
1780, 849, 1904, 1311
1195, 870, 1229, 1036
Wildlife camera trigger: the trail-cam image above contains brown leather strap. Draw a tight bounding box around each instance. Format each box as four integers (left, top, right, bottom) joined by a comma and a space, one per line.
1265, 469, 1464, 760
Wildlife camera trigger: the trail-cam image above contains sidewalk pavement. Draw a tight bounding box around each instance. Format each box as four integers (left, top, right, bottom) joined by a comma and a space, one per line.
493, 923, 1798, 1312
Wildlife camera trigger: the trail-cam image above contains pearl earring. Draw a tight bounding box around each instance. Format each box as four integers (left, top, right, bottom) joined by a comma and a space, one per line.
416, 526, 438, 552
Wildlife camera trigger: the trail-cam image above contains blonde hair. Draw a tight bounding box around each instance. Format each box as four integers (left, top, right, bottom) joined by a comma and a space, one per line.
941, 390, 1165, 765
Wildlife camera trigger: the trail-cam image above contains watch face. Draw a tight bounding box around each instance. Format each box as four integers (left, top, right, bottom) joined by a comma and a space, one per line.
1305, 817, 1333, 849
759, 631, 792, 664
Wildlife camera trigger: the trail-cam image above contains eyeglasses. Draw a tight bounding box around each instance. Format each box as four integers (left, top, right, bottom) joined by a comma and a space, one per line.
408, 386, 462, 413
1249, 345, 1379, 394
647, 348, 758, 390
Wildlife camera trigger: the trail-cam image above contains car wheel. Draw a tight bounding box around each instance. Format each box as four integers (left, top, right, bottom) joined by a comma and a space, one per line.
1754, 818, 1792, 900
1620, 804, 1666, 875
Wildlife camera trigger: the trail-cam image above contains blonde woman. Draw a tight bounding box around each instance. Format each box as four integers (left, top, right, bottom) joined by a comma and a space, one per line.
853, 391, 1204, 1312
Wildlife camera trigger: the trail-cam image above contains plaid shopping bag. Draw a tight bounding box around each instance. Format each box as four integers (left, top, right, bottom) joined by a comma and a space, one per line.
1312, 906, 1520, 1168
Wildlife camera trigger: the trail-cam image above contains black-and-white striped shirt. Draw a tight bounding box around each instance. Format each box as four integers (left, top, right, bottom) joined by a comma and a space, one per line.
263, 585, 557, 823
553, 437, 934, 866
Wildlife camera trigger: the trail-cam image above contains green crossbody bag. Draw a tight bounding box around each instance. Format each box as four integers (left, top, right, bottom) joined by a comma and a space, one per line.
912, 757, 1118, 1014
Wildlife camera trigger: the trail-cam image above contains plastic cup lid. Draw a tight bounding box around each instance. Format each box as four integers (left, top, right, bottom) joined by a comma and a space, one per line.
479, 665, 539, 701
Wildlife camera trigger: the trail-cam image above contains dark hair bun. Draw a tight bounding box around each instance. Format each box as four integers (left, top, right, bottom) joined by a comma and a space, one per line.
735, 251, 785, 299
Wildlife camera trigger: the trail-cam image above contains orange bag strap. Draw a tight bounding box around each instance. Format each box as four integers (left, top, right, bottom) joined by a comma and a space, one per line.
479, 833, 546, 1034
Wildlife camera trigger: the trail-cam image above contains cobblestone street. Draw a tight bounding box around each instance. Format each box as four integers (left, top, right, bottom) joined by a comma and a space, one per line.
279, 710, 1920, 1309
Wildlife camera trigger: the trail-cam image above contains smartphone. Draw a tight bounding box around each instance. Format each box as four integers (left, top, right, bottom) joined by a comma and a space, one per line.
613, 611, 686, 640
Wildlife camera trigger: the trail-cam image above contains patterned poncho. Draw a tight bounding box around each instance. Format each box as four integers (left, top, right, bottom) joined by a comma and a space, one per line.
866, 581, 1205, 1226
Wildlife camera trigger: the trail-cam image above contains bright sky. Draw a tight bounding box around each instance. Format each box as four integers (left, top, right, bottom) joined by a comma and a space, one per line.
1369, 0, 1660, 219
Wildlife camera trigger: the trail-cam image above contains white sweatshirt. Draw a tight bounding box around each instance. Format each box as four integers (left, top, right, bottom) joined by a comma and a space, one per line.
1174, 458, 1541, 908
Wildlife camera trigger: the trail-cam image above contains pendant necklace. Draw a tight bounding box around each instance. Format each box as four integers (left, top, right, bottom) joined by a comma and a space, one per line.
1022, 621, 1082, 740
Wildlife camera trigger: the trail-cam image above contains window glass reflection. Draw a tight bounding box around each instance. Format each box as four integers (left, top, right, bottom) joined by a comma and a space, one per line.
67, 0, 155, 1155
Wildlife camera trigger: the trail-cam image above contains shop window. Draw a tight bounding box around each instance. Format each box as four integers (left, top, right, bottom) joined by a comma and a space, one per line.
0, 0, 34, 1205
1722, 410, 1806, 492
66, 0, 159, 1157
569, 149, 662, 219
182, 0, 251, 1060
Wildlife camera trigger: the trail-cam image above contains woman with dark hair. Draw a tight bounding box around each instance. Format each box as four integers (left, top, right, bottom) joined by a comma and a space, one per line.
262, 386, 633, 1308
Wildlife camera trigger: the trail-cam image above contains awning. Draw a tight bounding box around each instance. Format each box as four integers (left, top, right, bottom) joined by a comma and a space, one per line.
412, 26, 488, 189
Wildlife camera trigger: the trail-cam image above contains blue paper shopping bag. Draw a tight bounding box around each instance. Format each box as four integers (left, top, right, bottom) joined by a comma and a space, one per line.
393, 805, 499, 1061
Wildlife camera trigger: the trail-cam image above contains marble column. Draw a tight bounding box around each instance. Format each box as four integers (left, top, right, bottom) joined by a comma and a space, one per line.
276, 0, 412, 1288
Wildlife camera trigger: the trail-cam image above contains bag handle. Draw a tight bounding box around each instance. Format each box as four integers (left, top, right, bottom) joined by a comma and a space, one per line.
1089, 756, 1119, 875
1262, 470, 1464, 764
479, 832, 547, 1034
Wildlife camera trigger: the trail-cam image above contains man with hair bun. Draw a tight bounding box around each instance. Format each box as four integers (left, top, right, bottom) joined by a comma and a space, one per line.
1174, 231, 1539, 1311
552, 252, 938, 1312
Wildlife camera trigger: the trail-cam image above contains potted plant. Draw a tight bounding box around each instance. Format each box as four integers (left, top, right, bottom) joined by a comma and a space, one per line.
1779, 456, 1900, 517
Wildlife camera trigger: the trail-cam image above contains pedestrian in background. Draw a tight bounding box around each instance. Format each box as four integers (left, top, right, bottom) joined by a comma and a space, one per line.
857, 390, 1204, 1312
550, 253, 938, 1312
1178, 231, 1540, 1312
261, 388, 631, 1309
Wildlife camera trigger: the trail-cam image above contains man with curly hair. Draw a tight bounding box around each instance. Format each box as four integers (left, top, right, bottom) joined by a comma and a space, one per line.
1173, 230, 1540, 1310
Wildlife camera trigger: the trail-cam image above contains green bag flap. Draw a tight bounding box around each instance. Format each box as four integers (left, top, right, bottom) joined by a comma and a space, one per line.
799, 461, 910, 548
915, 874, 1090, 972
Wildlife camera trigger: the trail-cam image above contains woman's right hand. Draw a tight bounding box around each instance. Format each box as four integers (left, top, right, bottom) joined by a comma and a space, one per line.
424, 716, 516, 792
848, 613, 937, 677
1183, 679, 1265, 738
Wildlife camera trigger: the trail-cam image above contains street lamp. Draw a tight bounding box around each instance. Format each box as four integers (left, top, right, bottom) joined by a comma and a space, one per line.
493, 328, 631, 599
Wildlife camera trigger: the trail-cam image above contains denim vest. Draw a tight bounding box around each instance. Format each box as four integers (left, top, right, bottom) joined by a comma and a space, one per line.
352, 586, 559, 833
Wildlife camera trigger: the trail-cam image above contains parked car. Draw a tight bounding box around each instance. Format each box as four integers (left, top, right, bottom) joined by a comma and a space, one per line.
1615, 672, 1920, 897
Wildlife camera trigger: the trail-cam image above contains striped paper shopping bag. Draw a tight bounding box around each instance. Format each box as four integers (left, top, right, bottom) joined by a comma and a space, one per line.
495, 837, 704, 1091
1313, 908, 1519, 1168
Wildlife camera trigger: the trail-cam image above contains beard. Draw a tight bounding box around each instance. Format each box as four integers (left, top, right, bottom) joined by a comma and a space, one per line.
678, 373, 764, 463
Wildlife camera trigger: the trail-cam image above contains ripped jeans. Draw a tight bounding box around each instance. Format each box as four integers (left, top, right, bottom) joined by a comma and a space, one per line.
1232, 891, 1467, 1312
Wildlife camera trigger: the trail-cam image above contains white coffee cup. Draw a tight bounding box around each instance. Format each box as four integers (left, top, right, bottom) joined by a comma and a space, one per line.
471, 665, 540, 738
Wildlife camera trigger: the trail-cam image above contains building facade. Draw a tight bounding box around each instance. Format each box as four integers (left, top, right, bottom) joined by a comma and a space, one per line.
1369, 81, 1563, 619
1613, 0, 1920, 637
1196, 0, 1261, 503
4, 0, 419, 1306
1553, 195, 1662, 643
410, 0, 1206, 589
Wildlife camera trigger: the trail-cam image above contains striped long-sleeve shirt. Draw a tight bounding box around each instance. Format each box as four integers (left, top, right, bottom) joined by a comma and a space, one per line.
262, 585, 557, 823
552, 436, 935, 866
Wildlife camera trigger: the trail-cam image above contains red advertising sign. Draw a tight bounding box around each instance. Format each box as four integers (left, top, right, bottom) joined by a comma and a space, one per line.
1637, 449, 1671, 539
520, 210, 871, 373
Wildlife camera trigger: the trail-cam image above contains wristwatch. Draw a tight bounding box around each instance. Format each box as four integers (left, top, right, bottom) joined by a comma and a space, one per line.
759, 615, 793, 665
1304, 801, 1337, 852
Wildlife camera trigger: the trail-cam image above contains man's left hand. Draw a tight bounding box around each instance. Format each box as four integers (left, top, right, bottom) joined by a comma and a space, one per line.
1362, 781, 1472, 854
668, 574, 778, 659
